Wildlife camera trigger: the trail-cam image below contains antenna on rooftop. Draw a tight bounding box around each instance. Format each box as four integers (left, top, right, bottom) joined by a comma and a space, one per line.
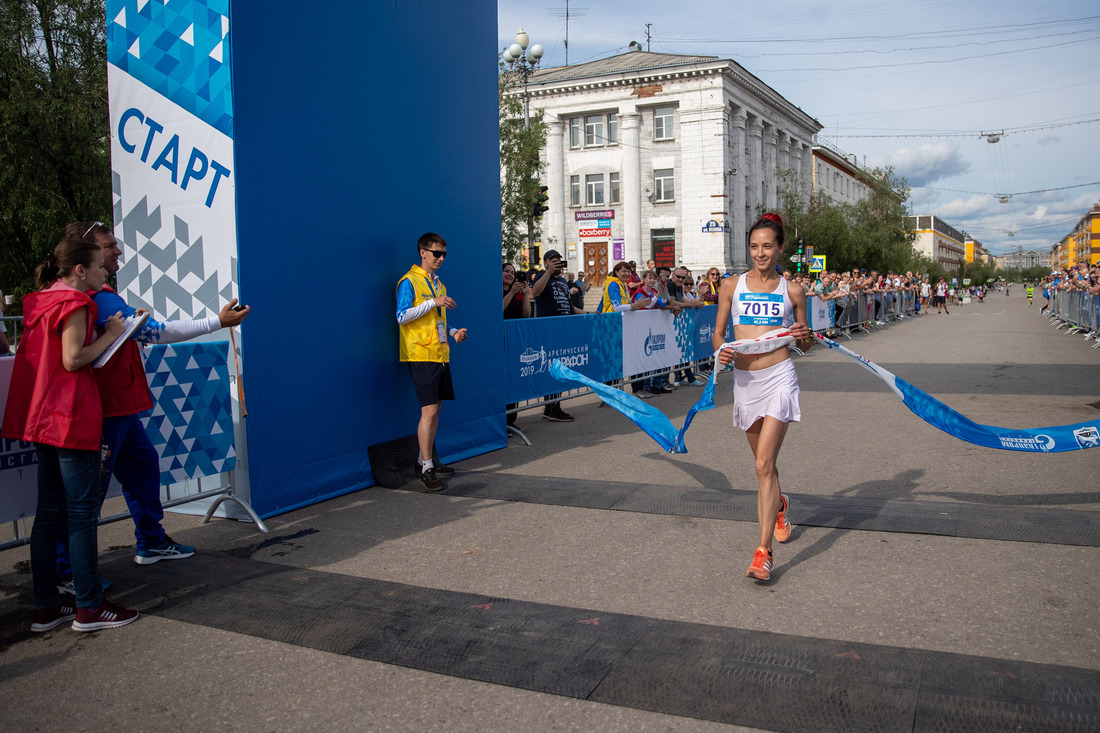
548, 0, 587, 66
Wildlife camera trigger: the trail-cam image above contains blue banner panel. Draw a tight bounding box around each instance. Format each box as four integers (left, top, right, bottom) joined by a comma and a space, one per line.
505, 314, 623, 403
230, 0, 504, 517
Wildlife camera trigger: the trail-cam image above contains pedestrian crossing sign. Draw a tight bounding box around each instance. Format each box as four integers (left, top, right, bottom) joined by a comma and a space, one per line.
810, 255, 826, 273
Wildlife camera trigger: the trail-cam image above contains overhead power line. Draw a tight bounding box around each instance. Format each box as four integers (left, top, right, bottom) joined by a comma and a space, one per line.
660, 14, 1100, 45
734, 29, 1099, 59
831, 117, 1100, 139
751, 36, 1100, 73
914, 180, 1100, 197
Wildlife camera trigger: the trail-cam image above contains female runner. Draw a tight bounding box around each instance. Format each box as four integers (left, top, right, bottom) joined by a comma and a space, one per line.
713, 213, 813, 581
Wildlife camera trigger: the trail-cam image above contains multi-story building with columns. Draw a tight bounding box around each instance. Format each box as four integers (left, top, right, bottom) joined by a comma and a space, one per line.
523, 47, 822, 280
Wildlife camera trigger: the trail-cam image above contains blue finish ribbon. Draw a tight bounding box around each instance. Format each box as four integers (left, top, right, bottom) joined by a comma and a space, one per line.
813, 334, 1100, 453
550, 331, 1100, 454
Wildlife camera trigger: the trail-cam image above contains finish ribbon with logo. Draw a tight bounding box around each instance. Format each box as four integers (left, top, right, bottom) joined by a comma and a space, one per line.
811, 334, 1099, 453
551, 329, 1100, 454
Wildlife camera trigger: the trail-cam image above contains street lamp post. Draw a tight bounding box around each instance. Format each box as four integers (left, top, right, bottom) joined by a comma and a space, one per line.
501, 28, 543, 129
502, 28, 545, 262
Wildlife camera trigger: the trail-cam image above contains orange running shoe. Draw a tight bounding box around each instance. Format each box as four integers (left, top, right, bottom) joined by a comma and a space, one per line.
746, 546, 773, 580
774, 493, 792, 543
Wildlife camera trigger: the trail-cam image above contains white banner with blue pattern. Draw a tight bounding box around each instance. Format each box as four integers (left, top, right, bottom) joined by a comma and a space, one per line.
107, 0, 239, 326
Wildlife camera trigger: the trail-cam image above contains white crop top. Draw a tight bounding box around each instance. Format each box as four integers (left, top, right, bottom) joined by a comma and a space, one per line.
733, 274, 794, 327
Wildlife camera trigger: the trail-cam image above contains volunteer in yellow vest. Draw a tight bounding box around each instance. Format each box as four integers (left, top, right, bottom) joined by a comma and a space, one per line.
601, 261, 651, 312
396, 232, 467, 492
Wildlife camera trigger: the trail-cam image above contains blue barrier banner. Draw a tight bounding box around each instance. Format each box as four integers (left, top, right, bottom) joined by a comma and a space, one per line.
505, 314, 622, 402
690, 305, 732, 360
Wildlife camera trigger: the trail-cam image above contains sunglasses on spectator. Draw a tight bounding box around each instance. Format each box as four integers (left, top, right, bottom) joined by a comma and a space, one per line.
421, 249, 447, 259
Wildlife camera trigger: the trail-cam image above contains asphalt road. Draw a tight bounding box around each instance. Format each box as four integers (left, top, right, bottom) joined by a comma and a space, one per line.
1, 293, 1097, 732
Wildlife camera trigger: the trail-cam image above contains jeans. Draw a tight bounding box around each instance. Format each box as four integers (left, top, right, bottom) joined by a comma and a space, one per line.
57, 414, 166, 576
102, 414, 165, 552
32, 444, 103, 610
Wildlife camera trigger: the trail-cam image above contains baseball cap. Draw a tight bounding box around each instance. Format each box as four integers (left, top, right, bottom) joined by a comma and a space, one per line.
543, 249, 562, 262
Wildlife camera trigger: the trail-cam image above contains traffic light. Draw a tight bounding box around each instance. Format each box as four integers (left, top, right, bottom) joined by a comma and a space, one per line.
795, 238, 805, 273
532, 185, 549, 219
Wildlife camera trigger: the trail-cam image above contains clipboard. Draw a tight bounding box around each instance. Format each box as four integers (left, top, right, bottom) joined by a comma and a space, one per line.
92, 311, 149, 368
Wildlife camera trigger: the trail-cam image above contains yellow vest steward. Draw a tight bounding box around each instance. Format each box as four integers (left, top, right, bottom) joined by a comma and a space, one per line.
397, 264, 449, 363
601, 276, 626, 313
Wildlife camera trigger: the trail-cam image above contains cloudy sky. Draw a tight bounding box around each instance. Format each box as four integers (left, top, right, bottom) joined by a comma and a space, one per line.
498, 0, 1100, 255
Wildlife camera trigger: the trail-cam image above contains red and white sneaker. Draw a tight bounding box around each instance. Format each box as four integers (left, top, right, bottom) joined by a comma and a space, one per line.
31, 602, 77, 632
774, 494, 792, 543
746, 546, 773, 581
71, 601, 139, 632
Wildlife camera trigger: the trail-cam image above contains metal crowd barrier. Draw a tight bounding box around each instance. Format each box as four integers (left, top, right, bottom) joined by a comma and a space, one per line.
821, 290, 919, 339
2, 471, 268, 552
1047, 290, 1100, 348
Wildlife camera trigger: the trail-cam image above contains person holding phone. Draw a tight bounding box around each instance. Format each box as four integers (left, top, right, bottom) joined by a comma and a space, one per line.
53, 222, 250, 577
530, 250, 581, 422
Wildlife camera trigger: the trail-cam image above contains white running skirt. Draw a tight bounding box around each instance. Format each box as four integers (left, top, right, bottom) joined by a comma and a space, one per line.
732, 358, 801, 431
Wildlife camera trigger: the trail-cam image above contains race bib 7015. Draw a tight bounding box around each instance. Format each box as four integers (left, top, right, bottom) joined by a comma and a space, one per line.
738, 292, 784, 325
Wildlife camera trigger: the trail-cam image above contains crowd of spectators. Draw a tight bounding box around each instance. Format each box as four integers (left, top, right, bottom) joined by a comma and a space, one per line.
1042, 264, 1100, 297
502, 261, 953, 316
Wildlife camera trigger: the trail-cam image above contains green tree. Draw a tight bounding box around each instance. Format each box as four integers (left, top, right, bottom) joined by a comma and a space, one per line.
963, 259, 995, 286
845, 166, 916, 273
498, 61, 546, 266
775, 169, 851, 273
776, 167, 917, 275
0, 0, 110, 313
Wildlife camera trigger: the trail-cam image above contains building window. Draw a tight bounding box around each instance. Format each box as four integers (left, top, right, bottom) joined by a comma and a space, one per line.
654, 168, 674, 202
654, 107, 674, 140
584, 115, 604, 146
586, 173, 605, 205
609, 172, 620, 204
607, 114, 618, 144
569, 118, 581, 148
570, 175, 581, 206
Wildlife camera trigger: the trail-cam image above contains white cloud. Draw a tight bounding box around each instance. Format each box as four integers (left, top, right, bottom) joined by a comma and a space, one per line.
935, 194, 999, 219
1037, 136, 1060, 146
870, 143, 971, 187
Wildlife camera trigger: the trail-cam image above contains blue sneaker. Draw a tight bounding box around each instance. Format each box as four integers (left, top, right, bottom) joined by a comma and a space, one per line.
135, 537, 195, 565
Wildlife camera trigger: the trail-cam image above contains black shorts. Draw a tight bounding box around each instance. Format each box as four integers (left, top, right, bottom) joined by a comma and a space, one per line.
407, 362, 455, 407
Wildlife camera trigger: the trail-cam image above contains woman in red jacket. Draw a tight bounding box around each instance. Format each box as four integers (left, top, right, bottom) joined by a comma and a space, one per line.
2, 238, 138, 632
